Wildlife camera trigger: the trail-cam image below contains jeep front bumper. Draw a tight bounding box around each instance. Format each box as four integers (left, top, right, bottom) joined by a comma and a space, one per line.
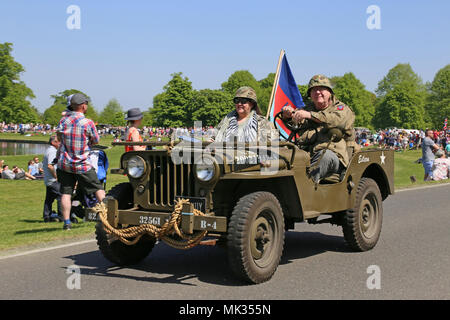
85, 198, 227, 234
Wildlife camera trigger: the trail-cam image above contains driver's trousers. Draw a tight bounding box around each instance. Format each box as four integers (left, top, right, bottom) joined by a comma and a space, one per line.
310, 149, 343, 183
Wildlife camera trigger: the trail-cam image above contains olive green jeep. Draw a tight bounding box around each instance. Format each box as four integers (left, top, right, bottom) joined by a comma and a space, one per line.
89, 119, 394, 284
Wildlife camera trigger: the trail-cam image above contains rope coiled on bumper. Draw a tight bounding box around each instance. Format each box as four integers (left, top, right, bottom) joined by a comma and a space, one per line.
91, 199, 208, 250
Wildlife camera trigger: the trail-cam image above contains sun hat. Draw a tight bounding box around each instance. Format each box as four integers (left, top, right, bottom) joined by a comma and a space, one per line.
125, 108, 144, 121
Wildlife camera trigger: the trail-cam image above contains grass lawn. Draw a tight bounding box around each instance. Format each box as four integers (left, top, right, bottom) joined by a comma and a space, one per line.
0, 133, 448, 252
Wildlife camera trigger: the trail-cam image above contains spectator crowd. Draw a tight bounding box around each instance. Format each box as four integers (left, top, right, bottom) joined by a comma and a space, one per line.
356, 127, 450, 153
2, 123, 450, 183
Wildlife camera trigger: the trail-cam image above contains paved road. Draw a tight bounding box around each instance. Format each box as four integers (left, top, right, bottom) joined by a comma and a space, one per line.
1, 184, 449, 300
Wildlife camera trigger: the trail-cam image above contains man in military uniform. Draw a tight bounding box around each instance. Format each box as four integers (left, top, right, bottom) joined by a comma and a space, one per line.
282, 75, 356, 183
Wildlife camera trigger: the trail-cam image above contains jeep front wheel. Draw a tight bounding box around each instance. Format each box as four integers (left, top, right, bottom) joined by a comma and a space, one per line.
227, 192, 285, 284
95, 183, 156, 265
342, 177, 383, 251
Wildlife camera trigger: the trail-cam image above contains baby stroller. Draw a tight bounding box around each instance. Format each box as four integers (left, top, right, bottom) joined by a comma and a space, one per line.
70, 146, 109, 221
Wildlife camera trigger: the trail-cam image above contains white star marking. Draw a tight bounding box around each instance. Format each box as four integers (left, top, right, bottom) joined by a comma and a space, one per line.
380, 152, 386, 165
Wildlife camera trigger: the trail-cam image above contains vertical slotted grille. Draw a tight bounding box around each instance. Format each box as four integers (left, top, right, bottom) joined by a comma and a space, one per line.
148, 154, 194, 206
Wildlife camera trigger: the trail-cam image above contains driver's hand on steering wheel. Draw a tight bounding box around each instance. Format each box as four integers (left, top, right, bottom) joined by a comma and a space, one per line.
292, 109, 312, 124
282, 105, 295, 119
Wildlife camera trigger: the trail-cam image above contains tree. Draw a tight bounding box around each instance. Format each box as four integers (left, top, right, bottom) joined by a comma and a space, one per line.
373, 81, 427, 129
373, 63, 428, 129
257, 73, 276, 116
43, 89, 99, 126
298, 84, 309, 100
428, 64, 450, 129
222, 70, 274, 115
149, 72, 194, 127
190, 89, 234, 126
99, 98, 124, 126
0, 42, 40, 123
221, 70, 260, 96
375, 63, 424, 97
331, 73, 375, 128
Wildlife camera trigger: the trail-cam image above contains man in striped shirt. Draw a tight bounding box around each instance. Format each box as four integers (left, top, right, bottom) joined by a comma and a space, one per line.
56, 93, 105, 230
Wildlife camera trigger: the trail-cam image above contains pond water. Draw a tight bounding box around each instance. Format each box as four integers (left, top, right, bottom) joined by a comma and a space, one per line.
0, 141, 48, 156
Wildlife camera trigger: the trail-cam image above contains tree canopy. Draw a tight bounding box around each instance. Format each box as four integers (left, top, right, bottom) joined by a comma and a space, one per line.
99, 98, 125, 126
428, 64, 450, 129
331, 73, 375, 128
150, 72, 194, 127
373, 63, 428, 129
43, 89, 99, 126
0, 43, 40, 123
2, 41, 449, 131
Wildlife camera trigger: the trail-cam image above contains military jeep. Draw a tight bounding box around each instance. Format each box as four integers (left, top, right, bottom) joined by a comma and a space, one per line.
90, 120, 394, 284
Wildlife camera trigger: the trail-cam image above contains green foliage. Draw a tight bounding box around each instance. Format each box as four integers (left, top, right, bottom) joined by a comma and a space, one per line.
331, 73, 375, 128
0, 43, 40, 123
150, 72, 194, 127
375, 63, 424, 97
298, 84, 308, 100
142, 111, 153, 127
221, 70, 271, 114
99, 98, 125, 126
257, 73, 276, 116
43, 89, 99, 126
427, 64, 450, 129
221, 70, 260, 95
42, 103, 66, 126
373, 63, 428, 129
373, 81, 427, 129
191, 89, 234, 126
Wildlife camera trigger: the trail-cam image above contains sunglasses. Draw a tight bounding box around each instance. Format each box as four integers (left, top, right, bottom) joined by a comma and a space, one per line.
233, 97, 252, 104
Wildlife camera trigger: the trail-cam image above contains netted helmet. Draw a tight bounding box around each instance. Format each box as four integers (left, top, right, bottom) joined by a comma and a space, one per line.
234, 86, 258, 103
234, 86, 261, 115
307, 74, 334, 97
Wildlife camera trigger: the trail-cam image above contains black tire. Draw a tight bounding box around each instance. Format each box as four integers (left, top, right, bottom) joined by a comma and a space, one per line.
342, 178, 383, 252
227, 192, 285, 284
95, 182, 156, 265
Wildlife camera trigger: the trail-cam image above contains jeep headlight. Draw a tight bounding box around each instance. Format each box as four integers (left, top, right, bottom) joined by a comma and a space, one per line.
194, 157, 217, 183
127, 156, 146, 179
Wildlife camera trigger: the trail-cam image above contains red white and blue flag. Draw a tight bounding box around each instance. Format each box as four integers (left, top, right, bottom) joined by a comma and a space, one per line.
267, 51, 304, 140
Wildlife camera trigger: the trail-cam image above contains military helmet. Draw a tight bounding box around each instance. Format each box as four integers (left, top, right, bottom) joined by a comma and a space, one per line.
234, 86, 258, 103
307, 74, 334, 97
234, 86, 261, 115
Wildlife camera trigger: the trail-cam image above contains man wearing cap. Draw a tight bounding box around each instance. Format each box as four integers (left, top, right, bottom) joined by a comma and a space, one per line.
56, 93, 105, 230
282, 75, 355, 183
214, 86, 276, 143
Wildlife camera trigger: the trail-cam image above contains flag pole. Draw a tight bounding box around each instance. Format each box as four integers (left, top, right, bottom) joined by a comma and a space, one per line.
266, 49, 285, 119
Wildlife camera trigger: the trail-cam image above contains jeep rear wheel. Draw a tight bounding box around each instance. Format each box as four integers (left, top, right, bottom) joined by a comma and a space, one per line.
342, 178, 383, 251
227, 192, 285, 284
95, 183, 156, 265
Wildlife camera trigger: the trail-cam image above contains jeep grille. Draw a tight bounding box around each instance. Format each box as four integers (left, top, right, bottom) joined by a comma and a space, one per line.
148, 154, 195, 207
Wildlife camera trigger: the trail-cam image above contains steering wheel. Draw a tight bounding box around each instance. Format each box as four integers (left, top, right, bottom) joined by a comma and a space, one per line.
273, 111, 316, 146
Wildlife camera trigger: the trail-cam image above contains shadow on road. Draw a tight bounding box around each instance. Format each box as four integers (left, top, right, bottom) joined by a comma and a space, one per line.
281, 231, 351, 265
64, 231, 351, 286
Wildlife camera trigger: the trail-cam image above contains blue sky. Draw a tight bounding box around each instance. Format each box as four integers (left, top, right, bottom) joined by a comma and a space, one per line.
1, 0, 449, 113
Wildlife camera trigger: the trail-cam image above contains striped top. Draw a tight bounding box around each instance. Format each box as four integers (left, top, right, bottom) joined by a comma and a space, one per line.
56, 111, 99, 173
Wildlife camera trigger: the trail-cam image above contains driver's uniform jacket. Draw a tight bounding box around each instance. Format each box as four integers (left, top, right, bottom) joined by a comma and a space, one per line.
299, 99, 355, 167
